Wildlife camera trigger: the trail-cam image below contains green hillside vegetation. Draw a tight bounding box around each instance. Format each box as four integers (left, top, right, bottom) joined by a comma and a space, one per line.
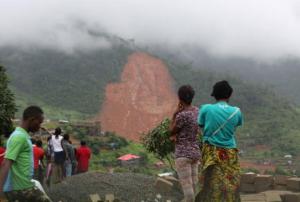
166, 59, 300, 156
62, 125, 167, 175
1, 38, 300, 157
0, 43, 133, 115
12, 87, 87, 121
153, 46, 300, 105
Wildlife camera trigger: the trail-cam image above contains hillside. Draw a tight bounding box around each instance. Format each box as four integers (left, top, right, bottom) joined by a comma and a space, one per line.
98, 52, 177, 141
0, 41, 133, 115
150, 45, 300, 105
165, 58, 300, 155
1, 41, 300, 155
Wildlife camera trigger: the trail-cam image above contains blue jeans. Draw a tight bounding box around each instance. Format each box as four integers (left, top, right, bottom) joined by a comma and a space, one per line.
64, 161, 72, 177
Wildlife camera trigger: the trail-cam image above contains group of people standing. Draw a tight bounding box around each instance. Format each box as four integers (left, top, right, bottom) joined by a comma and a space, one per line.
38, 127, 92, 184
45, 128, 77, 184
171, 80, 243, 202
0, 106, 91, 202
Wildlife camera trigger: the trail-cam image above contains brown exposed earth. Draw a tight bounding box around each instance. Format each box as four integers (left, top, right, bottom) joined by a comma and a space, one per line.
98, 52, 177, 141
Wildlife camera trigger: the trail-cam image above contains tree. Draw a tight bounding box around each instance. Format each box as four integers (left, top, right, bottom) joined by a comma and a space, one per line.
0, 65, 16, 137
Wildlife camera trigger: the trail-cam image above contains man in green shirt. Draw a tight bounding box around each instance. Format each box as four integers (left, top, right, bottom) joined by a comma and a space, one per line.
0, 106, 52, 202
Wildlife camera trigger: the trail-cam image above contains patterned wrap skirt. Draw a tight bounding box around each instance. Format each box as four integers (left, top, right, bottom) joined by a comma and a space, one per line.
195, 143, 241, 202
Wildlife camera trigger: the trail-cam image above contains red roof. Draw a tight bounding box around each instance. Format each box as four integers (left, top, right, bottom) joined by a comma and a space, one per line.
118, 154, 141, 161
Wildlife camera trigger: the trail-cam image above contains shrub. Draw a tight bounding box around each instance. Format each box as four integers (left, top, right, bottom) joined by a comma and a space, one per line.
275, 166, 291, 176
142, 118, 175, 170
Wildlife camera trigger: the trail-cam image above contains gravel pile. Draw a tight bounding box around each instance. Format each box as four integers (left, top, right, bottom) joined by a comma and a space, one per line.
46, 172, 183, 202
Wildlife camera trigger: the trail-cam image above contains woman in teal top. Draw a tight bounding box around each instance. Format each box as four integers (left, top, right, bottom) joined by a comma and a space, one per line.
196, 81, 243, 202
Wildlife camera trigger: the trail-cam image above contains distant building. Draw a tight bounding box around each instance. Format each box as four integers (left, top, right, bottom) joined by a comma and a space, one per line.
118, 154, 141, 166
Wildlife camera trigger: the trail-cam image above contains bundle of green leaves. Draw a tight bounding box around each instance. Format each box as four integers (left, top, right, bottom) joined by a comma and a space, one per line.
142, 118, 175, 160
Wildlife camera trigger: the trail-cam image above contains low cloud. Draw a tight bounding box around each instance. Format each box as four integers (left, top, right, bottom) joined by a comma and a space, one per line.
1, 0, 300, 60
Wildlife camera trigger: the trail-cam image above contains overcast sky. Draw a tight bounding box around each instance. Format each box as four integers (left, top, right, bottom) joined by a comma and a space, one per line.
1, 0, 300, 61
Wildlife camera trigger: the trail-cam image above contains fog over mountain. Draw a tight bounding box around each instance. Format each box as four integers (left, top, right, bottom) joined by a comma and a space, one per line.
1, 0, 300, 61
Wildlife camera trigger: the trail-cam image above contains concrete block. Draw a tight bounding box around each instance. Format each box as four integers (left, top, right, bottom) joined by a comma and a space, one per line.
240, 183, 256, 193
273, 185, 287, 190
264, 191, 284, 202
241, 193, 265, 202
287, 178, 300, 191
274, 175, 289, 185
254, 183, 273, 193
155, 177, 174, 193
241, 173, 257, 184
280, 193, 300, 202
105, 194, 114, 202
89, 194, 101, 202
255, 175, 274, 183
254, 175, 274, 193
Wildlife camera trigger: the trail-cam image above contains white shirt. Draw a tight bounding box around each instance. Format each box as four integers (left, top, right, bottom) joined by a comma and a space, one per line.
51, 135, 64, 152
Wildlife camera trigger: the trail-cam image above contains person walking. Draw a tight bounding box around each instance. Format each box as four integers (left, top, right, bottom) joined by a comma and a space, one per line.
33, 140, 45, 184
170, 85, 201, 202
70, 141, 77, 175
0, 106, 52, 202
50, 128, 65, 183
62, 134, 76, 177
45, 135, 54, 187
76, 141, 91, 174
196, 80, 243, 202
